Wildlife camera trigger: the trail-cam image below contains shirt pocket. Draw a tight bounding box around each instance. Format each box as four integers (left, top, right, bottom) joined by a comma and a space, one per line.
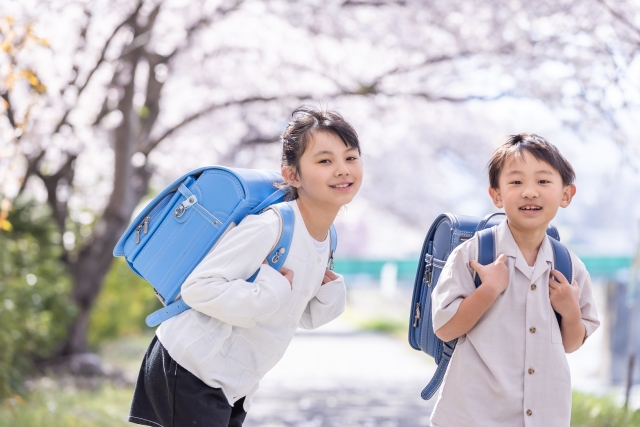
550, 305, 563, 344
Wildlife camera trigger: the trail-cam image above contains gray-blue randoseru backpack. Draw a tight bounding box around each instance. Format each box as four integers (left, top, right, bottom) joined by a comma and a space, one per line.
113, 166, 337, 328
408, 212, 572, 400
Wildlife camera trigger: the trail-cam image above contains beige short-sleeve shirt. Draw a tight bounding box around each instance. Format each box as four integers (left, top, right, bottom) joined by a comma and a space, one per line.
430, 220, 600, 427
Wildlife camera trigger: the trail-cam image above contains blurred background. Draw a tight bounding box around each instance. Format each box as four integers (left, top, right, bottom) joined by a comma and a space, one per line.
1, 0, 639, 426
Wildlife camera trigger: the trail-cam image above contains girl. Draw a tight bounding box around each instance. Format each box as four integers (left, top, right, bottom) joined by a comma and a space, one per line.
128, 105, 363, 427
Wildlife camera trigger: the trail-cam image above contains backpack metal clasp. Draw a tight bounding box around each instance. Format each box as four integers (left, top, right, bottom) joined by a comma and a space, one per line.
174, 195, 198, 218
271, 247, 286, 264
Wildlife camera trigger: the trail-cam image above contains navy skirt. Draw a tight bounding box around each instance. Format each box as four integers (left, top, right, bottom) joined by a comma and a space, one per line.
129, 336, 247, 427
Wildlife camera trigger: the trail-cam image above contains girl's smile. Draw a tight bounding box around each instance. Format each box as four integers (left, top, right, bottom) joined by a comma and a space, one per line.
329, 181, 354, 191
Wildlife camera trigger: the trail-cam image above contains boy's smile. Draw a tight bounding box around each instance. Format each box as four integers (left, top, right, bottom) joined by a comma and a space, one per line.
489, 150, 576, 235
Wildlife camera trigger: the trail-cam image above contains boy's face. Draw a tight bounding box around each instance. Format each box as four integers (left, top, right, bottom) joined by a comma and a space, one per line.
489, 150, 576, 233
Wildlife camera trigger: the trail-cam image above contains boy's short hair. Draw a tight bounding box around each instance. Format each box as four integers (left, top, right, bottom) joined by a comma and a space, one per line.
488, 133, 576, 189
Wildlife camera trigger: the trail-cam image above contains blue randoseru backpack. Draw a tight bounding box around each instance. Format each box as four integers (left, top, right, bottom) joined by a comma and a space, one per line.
113, 166, 337, 328
408, 212, 573, 400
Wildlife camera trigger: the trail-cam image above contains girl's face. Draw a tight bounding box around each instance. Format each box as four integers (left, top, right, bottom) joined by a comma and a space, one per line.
284, 130, 363, 208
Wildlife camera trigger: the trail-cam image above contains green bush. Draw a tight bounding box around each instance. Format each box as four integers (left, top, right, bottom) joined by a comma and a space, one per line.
0, 201, 75, 397
87, 258, 162, 348
571, 390, 640, 426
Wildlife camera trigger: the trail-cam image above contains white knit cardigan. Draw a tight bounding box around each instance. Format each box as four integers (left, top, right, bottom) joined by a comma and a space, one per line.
156, 200, 347, 410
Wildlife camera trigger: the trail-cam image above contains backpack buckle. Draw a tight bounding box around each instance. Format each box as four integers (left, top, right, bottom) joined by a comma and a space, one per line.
271, 247, 286, 264
423, 254, 433, 286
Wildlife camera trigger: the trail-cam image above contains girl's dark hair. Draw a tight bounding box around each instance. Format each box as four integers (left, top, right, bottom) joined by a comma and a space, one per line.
277, 105, 361, 200
488, 133, 576, 189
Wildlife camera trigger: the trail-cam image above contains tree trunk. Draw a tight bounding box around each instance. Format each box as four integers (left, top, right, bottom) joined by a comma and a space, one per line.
60, 163, 151, 355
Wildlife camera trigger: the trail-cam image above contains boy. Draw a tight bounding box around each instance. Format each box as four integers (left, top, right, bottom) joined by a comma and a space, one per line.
430, 134, 600, 427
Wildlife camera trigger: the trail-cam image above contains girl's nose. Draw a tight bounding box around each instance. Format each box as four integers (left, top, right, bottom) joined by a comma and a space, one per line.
335, 160, 350, 176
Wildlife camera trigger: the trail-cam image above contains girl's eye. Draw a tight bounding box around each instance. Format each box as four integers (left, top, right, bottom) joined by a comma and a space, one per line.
539, 180, 549, 184
319, 159, 331, 164
346, 156, 358, 161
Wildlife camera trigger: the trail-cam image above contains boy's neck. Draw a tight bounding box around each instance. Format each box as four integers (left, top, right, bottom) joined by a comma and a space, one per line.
506, 220, 548, 266
294, 196, 340, 241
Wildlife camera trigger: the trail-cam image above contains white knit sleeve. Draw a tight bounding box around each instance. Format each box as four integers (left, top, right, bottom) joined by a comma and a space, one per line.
298, 274, 347, 330
180, 211, 292, 328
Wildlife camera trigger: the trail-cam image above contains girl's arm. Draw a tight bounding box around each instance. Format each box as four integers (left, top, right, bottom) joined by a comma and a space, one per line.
298, 270, 346, 330
180, 212, 292, 328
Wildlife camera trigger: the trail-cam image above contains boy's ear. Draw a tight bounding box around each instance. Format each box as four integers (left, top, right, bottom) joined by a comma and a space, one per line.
281, 166, 301, 188
560, 184, 577, 208
488, 187, 503, 209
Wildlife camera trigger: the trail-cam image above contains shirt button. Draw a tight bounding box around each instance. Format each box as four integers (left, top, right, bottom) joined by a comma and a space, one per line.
530, 284, 537, 290
317, 256, 322, 263
304, 289, 310, 296
256, 371, 261, 377
526, 409, 533, 416
528, 368, 535, 374
291, 322, 296, 329
529, 327, 536, 334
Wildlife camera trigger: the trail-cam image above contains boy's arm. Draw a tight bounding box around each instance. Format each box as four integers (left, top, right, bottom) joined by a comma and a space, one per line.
299, 269, 346, 330
435, 254, 510, 342
549, 260, 600, 353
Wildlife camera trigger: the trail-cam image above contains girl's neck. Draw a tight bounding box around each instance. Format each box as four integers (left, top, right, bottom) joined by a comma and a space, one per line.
506, 220, 547, 266
295, 195, 340, 241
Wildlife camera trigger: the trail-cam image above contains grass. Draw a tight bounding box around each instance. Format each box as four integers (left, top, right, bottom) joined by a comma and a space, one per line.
571, 391, 640, 427
2, 386, 639, 426
0, 384, 133, 427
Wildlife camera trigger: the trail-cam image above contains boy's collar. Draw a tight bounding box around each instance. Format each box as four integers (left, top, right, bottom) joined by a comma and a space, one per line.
495, 219, 554, 281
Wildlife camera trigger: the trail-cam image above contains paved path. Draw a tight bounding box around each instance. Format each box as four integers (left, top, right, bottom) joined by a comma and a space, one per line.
244, 319, 437, 427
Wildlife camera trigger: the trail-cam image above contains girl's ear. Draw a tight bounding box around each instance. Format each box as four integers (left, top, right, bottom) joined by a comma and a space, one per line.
560, 184, 576, 208
488, 187, 503, 209
281, 166, 301, 188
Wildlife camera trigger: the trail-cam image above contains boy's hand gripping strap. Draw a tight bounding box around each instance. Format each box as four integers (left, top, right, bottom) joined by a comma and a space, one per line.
548, 236, 573, 325
475, 226, 572, 323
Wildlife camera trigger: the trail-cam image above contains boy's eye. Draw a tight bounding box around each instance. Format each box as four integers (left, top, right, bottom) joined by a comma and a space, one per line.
539, 180, 549, 184
511, 180, 522, 185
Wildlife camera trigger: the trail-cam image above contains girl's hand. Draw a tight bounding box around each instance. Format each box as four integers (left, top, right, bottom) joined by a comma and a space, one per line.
322, 268, 339, 285
469, 254, 510, 297
263, 259, 294, 289
549, 270, 580, 320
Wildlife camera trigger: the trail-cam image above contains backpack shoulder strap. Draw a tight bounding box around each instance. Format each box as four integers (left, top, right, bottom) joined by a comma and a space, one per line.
248, 189, 287, 215
265, 202, 295, 272
548, 236, 573, 285
548, 236, 573, 326
328, 224, 337, 270
246, 202, 295, 282
474, 227, 496, 288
